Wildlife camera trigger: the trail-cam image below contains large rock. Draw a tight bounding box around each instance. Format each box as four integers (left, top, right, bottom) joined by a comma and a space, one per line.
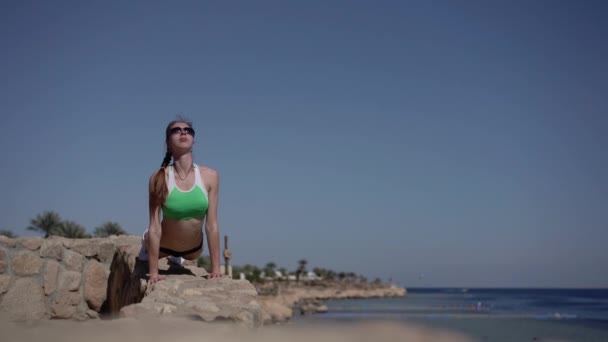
69, 239, 99, 257
0, 277, 47, 320
17, 237, 43, 251
44, 260, 60, 295
51, 289, 81, 318
105, 243, 150, 315
84, 260, 107, 311
106, 243, 262, 327
64, 249, 85, 272
98, 240, 115, 263
40, 239, 64, 260
12, 251, 44, 276
120, 276, 262, 327
59, 270, 82, 291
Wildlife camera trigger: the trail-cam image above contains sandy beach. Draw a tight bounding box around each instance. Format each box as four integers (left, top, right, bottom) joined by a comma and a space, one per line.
0, 315, 473, 342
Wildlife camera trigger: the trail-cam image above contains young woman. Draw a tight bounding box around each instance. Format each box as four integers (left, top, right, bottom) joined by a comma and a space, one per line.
139, 118, 223, 285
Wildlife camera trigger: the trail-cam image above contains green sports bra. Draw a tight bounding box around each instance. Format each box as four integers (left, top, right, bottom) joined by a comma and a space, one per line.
162, 164, 209, 220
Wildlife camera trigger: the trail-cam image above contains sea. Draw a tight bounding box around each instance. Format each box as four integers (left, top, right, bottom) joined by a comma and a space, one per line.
293, 288, 608, 341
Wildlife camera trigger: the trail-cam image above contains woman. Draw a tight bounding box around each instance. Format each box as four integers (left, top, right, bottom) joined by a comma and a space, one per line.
139, 118, 223, 285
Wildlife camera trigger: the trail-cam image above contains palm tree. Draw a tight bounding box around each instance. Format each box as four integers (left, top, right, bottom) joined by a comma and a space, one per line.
53, 221, 90, 238
28, 211, 62, 238
93, 221, 126, 237
0, 229, 17, 238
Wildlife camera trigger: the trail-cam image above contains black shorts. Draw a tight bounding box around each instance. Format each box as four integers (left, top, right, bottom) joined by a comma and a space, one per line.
159, 238, 203, 257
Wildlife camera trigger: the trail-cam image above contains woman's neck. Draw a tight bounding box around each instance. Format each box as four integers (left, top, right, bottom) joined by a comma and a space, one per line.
172, 152, 194, 172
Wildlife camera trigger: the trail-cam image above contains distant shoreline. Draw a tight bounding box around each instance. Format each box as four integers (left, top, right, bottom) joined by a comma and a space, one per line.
256, 280, 407, 324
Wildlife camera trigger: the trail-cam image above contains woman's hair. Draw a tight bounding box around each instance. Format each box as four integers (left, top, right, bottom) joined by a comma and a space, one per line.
150, 117, 194, 207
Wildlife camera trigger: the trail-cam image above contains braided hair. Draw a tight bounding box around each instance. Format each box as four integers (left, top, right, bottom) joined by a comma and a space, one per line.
150, 149, 173, 207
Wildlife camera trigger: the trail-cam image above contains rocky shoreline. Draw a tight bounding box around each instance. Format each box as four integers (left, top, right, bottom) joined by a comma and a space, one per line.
257, 282, 407, 324
1, 234, 405, 328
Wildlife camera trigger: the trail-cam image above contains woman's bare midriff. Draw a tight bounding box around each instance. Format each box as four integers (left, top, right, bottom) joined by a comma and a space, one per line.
160, 217, 204, 254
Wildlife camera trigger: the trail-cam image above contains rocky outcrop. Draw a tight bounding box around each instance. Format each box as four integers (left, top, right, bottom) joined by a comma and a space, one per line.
258, 283, 406, 324
120, 276, 261, 327
105, 239, 263, 327
0, 235, 263, 327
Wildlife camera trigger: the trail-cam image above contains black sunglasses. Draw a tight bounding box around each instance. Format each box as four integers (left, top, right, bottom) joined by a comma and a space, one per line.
168, 126, 195, 137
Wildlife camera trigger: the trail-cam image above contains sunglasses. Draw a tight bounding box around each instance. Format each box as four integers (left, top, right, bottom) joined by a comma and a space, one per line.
169, 126, 195, 137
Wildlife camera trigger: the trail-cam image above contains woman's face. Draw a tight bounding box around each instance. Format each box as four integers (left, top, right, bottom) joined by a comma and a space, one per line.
166, 122, 195, 153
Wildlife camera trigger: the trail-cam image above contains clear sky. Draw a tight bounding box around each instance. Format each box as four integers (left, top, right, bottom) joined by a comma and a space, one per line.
1, 0, 607, 288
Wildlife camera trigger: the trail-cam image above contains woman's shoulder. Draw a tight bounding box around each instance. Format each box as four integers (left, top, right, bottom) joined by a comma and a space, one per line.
196, 164, 219, 183
197, 164, 218, 176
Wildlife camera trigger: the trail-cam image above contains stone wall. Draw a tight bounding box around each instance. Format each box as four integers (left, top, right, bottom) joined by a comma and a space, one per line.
0, 235, 141, 321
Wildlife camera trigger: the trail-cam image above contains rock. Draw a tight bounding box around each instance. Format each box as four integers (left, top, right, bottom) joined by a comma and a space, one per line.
51, 290, 81, 318
69, 239, 99, 258
0, 277, 47, 321
40, 239, 63, 260
300, 302, 326, 315
316, 304, 328, 313
120, 277, 262, 327
97, 240, 115, 263
12, 251, 44, 276
0, 274, 12, 294
105, 245, 148, 314
0, 249, 7, 274
86, 309, 100, 319
17, 237, 43, 250
47, 236, 73, 248
59, 270, 82, 291
0, 236, 17, 248
106, 240, 262, 327
259, 298, 293, 323
44, 260, 60, 295
84, 260, 107, 311
107, 234, 143, 248
64, 249, 85, 272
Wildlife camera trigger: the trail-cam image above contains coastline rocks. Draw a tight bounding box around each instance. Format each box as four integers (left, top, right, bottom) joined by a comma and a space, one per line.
259, 299, 293, 323
258, 283, 406, 324
299, 299, 329, 315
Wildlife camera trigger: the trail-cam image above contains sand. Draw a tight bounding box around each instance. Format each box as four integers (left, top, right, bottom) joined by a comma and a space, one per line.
0, 315, 472, 342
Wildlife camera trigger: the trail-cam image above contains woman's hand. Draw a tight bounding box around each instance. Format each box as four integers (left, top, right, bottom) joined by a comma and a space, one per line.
148, 273, 166, 286
208, 269, 225, 279
208, 271, 224, 279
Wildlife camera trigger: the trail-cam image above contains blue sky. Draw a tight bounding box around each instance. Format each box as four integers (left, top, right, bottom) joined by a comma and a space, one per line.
1, 0, 607, 288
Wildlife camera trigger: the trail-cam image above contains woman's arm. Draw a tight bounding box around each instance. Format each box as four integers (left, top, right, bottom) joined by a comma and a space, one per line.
147, 173, 165, 285
204, 168, 222, 278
